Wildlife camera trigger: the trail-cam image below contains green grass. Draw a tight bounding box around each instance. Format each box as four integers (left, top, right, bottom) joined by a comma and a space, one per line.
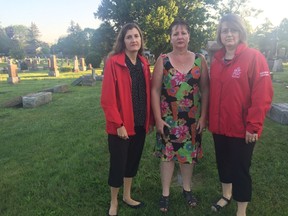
0, 69, 287, 216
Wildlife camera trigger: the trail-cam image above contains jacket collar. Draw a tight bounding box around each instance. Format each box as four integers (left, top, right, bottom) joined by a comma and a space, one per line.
215, 43, 248, 62
114, 52, 148, 67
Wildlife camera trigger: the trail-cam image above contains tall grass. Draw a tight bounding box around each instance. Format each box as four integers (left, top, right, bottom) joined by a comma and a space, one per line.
0, 69, 287, 216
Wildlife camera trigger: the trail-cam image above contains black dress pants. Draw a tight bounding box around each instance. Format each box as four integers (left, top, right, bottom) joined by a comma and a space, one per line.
108, 126, 146, 188
213, 134, 255, 202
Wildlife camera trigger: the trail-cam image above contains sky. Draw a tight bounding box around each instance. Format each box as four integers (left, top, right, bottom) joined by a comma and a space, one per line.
0, 0, 102, 44
0, 0, 287, 44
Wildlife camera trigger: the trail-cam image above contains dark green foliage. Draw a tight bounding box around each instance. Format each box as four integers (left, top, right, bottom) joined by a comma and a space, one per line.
20, 61, 28, 70
85, 51, 102, 68
59, 66, 73, 72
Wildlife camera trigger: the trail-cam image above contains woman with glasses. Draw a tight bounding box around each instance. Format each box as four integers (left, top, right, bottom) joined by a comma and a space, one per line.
209, 14, 273, 216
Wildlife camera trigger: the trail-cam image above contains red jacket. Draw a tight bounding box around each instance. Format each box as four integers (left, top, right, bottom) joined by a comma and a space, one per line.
101, 52, 153, 135
209, 43, 273, 138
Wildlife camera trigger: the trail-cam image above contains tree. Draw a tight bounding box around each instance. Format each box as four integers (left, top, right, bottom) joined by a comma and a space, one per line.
95, 0, 220, 58
9, 39, 25, 60
277, 18, 288, 59
53, 22, 94, 58
90, 22, 116, 62
0, 27, 11, 56
25, 22, 41, 56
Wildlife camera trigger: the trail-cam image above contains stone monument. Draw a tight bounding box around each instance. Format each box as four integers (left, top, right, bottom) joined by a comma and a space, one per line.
7, 61, 20, 84
79, 58, 86, 71
73, 56, 79, 72
48, 55, 59, 77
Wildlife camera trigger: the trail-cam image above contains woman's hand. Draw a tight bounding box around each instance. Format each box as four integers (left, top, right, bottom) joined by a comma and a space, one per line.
245, 131, 258, 144
155, 119, 170, 135
196, 116, 206, 134
117, 126, 129, 140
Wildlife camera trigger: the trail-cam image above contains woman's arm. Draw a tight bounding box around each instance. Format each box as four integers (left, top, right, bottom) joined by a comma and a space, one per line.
198, 54, 210, 132
151, 55, 169, 134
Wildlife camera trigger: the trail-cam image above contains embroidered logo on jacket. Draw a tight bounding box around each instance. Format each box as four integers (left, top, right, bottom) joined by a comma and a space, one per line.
232, 67, 241, 78
260, 71, 270, 77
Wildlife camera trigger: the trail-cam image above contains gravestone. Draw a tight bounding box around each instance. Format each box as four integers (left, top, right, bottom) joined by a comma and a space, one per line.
272, 59, 283, 72
7, 62, 20, 84
25, 58, 32, 69
87, 63, 92, 70
3, 96, 22, 108
267, 103, 288, 125
73, 56, 79, 72
48, 55, 59, 77
71, 74, 96, 86
79, 58, 86, 71
22, 92, 52, 108
41, 84, 69, 93
31, 59, 38, 71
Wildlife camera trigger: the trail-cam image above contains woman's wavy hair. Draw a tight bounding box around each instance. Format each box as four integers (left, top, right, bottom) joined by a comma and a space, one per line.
216, 14, 247, 47
112, 23, 144, 55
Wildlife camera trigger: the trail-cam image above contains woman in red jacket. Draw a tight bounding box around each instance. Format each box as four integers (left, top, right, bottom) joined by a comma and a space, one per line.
209, 14, 273, 216
101, 23, 153, 216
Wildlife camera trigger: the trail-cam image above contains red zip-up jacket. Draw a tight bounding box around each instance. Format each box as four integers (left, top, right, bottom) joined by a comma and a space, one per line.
209, 43, 273, 138
101, 52, 153, 135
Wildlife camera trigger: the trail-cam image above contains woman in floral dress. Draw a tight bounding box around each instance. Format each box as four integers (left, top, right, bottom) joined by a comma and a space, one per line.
151, 19, 209, 213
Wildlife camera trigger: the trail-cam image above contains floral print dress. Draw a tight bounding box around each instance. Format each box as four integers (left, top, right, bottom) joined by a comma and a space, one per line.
154, 53, 203, 164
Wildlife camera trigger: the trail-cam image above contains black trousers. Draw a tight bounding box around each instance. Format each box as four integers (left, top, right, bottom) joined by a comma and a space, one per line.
213, 134, 255, 202
108, 126, 146, 188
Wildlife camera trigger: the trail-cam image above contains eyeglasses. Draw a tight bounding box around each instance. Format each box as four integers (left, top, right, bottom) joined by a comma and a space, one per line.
221, 28, 239, 35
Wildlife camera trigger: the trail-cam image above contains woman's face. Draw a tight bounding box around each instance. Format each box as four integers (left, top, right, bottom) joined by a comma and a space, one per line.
220, 22, 240, 49
124, 28, 141, 53
170, 25, 190, 49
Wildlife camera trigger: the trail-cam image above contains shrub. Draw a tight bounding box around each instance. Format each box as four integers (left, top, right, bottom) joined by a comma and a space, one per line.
85, 52, 102, 68
20, 62, 28, 70
60, 66, 72, 72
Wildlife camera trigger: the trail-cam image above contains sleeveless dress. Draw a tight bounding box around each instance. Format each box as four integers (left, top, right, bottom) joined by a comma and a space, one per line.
154, 53, 203, 164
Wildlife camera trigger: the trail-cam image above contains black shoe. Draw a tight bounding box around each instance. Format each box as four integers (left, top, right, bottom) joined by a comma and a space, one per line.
183, 189, 197, 207
211, 196, 231, 212
159, 195, 169, 213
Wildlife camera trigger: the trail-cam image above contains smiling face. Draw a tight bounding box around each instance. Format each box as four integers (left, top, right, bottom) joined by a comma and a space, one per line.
124, 27, 142, 54
170, 25, 190, 49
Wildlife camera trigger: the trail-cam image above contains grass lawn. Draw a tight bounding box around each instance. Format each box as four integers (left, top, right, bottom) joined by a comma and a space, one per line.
0, 68, 287, 216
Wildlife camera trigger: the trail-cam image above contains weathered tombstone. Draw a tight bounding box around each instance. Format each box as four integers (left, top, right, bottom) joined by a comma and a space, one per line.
95, 75, 104, 81
92, 68, 96, 80
71, 75, 96, 86
31, 59, 38, 71
25, 58, 32, 69
87, 63, 92, 70
47, 58, 51, 68
272, 59, 283, 72
48, 55, 59, 77
22, 92, 52, 108
79, 58, 86, 71
73, 56, 79, 72
3, 96, 22, 108
66, 57, 70, 65
267, 103, 288, 125
41, 84, 69, 93
7, 62, 20, 84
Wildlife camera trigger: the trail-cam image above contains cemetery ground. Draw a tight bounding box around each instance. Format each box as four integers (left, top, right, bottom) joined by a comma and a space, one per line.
0, 67, 287, 216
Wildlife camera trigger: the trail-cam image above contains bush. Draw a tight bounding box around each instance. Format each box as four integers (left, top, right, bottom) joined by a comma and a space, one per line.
20, 62, 28, 70
60, 66, 72, 72
85, 52, 102, 68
